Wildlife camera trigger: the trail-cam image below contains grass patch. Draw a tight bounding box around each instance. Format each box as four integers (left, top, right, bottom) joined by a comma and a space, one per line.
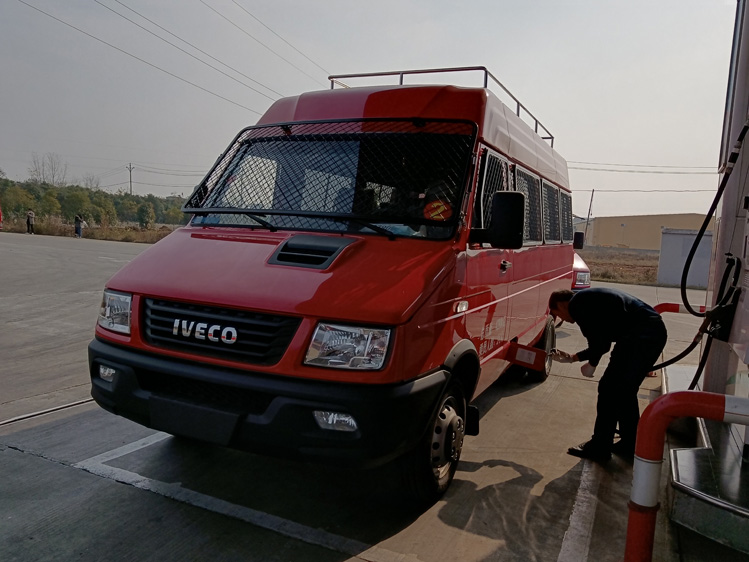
2, 217, 175, 243
578, 247, 659, 285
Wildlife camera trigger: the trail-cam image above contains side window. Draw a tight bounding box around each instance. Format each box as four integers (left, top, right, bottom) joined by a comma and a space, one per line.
515, 168, 543, 243
542, 181, 560, 243
473, 151, 509, 228
560, 191, 574, 242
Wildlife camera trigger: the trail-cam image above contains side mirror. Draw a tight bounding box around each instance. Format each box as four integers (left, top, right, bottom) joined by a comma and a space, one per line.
573, 231, 585, 249
469, 191, 525, 249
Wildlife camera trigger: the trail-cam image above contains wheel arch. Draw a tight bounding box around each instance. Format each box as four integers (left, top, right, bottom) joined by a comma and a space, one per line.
444, 339, 481, 401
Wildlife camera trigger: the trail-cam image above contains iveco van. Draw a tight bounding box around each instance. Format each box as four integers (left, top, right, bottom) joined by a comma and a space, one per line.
89, 67, 582, 500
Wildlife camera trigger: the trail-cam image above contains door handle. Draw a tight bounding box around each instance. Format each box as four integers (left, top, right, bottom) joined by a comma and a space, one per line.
500, 260, 512, 271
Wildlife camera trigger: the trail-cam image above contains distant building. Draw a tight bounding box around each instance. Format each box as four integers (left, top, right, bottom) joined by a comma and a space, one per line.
575, 213, 714, 251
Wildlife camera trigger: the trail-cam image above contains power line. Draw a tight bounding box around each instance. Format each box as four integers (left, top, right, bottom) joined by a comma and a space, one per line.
136, 163, 203, 171
568, 160, 716, 170
112, 0, 284, 98
97, 0, 280, 101
136, 168, 205, 177
231, 0, 330, 76
16, 0, 262, 114
1, 145, 213, 178
100, 179, 195, 189
199, 0, 327, 88
133, 180, 196, 188
569, 167, 716, 175
574, 189, 715, 193
99, 181, 129, 189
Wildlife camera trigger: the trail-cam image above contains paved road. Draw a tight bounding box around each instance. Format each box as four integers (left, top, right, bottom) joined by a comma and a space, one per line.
0, 232, 710, 561
0, 233, 149, 421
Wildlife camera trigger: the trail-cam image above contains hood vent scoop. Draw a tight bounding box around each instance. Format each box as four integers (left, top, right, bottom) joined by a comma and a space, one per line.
269, 235, 355, 269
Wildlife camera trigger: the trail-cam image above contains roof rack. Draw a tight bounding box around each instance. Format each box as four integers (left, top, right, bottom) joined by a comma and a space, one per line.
328, 66, 554, 147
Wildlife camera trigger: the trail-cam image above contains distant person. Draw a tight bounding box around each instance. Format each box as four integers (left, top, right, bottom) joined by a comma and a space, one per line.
26, 208, 35, 234
548, 288, 667, 462
75, 214, 83, 238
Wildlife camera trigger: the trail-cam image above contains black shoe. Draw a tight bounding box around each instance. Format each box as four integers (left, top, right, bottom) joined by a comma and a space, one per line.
567, 440, 611, 463
611, 440, 635, 458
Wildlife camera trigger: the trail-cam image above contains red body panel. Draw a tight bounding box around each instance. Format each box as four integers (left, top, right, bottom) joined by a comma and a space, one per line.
258, 86, 486, 125
105, 227, 456, 326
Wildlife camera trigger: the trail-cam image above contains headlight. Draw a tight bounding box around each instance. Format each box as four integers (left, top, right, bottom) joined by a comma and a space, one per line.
304, 323, 391, 370
575, 272, 591, 286
97, 290, 132, 334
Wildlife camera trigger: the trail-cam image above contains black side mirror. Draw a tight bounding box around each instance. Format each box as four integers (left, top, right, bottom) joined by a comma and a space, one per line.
573, 231, 585, 249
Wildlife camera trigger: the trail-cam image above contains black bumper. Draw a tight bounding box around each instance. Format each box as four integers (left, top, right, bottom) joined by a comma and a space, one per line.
88, 339, 447, 468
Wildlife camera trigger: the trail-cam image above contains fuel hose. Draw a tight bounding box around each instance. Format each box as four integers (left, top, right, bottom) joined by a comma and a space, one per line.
652, 120, 749, 387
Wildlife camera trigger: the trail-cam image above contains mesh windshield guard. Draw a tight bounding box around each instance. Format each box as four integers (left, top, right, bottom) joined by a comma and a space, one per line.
184, 119, 477, 239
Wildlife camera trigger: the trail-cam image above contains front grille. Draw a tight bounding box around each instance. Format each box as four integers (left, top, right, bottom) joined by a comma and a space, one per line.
137, 370, 274, 414
144, 299, 301, 365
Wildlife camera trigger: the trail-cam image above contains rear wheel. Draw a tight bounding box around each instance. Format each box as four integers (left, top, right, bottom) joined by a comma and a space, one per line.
401, 381, 466, 503
527, 315, 556, 383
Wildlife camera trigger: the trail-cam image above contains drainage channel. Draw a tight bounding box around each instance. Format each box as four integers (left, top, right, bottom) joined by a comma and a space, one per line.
0, 398, 94, 427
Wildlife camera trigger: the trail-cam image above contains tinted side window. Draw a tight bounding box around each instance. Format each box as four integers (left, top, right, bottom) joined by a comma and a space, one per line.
560, 191, 574, 242
542, 181, 560, 243
474, 152, 509, 228
515, 168, 542, 243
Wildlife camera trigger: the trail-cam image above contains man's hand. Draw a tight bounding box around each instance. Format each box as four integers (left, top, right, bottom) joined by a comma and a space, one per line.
581, 363, 596, 378
551, 350, 575, 363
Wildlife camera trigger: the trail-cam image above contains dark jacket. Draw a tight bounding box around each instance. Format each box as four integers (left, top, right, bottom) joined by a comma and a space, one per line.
569, 288, 663, 367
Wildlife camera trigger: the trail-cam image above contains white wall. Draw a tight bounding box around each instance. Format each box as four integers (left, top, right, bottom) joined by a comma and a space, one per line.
657, 229, 712, 288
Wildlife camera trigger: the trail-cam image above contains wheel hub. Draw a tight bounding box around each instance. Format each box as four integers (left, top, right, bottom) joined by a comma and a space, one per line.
431, 402, 465, 472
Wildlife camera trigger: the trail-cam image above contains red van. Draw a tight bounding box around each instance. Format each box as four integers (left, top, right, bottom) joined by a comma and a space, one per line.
89, 67, 582, 500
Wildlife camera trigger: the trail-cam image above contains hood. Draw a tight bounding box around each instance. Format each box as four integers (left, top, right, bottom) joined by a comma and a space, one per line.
107, 227, 457, 326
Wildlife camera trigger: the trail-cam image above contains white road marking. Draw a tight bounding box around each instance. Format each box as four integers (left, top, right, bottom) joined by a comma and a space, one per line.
0, 398, 94, 427
74, 434, 423, 562
75, 432, 171, 464
556, 460, 602, 562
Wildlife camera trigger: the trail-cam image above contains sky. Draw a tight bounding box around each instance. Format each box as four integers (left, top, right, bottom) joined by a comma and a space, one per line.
0, 0, 738, 218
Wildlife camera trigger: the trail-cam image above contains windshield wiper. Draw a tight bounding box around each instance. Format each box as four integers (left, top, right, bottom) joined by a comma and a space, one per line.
189, 207, 278, 232
187, 207, 402, 239
324, 216, 396, 240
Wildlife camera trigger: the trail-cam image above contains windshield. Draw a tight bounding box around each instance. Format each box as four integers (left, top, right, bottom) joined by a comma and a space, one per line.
185, 120, 476, 239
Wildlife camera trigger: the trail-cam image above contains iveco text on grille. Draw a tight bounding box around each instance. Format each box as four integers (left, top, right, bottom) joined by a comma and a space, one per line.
172, 320, 238, 344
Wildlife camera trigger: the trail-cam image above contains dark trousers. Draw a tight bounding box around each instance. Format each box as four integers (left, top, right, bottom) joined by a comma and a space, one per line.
591, 320, 668, 450
27, 221, 33, 234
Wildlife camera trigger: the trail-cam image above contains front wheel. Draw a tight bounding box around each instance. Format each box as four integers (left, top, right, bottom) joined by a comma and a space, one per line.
400, 382, 466, 504
527, 315, 556, 383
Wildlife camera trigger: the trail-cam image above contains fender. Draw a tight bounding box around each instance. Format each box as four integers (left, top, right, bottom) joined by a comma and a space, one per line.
444, 339, 481, 436
444, 339, 479, 373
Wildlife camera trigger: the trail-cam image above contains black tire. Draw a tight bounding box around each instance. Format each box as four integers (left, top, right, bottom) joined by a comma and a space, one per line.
527, 315, 556, 383
401, 381, 466, 504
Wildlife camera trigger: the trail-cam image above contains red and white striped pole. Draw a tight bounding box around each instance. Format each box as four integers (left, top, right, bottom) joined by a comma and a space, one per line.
652, 302, 707, 315
624, 391, 749, 561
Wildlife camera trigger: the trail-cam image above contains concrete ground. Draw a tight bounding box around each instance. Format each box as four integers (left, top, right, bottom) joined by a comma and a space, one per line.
0, 232, 734, 561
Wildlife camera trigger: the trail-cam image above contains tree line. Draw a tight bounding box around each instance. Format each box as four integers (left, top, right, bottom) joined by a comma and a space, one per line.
0, 165, 188, 228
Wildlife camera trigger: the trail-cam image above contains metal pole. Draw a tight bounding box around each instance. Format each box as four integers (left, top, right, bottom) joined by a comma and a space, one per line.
584, 189, 594, 244
623, 391, 749, 561
127, 163, 134, 195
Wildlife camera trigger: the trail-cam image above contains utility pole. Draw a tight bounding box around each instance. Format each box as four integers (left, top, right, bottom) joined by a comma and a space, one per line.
584, 189, 594, 245
127, 163, 134, 195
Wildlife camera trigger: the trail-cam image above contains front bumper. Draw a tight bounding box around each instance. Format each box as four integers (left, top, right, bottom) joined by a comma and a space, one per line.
89, 338, 447, 468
